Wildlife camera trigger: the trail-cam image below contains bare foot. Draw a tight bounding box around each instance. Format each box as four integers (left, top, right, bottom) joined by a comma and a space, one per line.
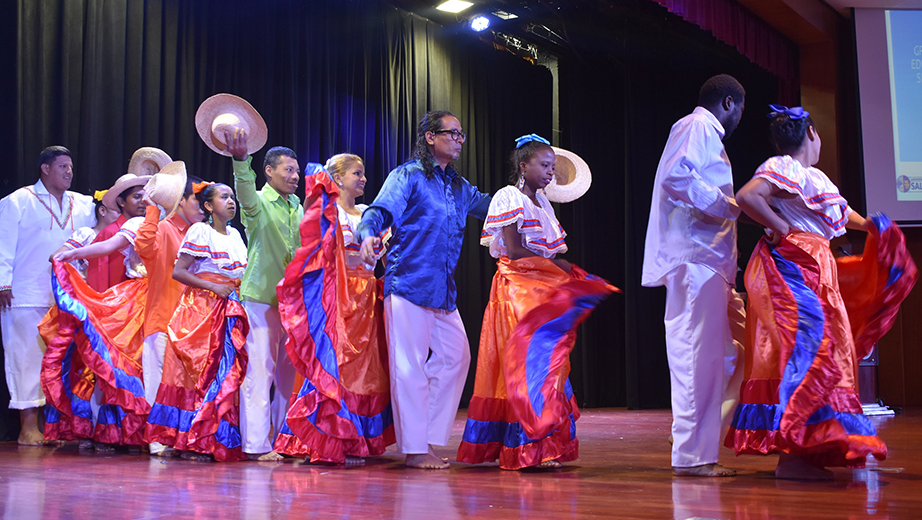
406, 453, 450, 470
428, 445, 449, 462
17, 433, 48, 446
536, 459, 562, 469
673, 463, 737, 477
79, 439, 94, 450
154, 447, 182, 459
181, 451, 213, 462
94, 443, 115, 453
17, 409, 48, 446
247, 451, 285, 462
345, 456, 366, 466
775, 453, 834, 481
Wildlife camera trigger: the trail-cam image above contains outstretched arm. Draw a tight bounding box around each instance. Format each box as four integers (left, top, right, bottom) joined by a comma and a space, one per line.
55, 234, 130, 263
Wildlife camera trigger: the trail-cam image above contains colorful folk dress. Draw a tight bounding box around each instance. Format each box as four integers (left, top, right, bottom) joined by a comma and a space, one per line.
725, 156, 917, 467
41, 217, 150, 445
145, 222, 250, 461
457, 186, 617, 469
274, 173, 395, 463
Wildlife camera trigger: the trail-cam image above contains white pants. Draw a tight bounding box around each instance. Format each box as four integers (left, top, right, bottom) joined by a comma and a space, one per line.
141, 332, 168, 406
384, 294, 470, 455
1, 307, 49, 409
663, 264, 741, 468
239, 300, 296, 454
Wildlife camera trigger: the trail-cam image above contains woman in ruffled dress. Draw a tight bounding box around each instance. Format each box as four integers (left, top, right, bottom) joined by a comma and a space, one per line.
457, 134, 617, 470
274, 154, 395, 465
725, 105, 917, 479
145, 182, 249, 462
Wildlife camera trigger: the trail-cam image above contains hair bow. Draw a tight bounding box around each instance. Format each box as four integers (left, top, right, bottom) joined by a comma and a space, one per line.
93, 189, 108, 202
514, 134, 551, 149
767, 104, 809, 119
193, 181, 214, 194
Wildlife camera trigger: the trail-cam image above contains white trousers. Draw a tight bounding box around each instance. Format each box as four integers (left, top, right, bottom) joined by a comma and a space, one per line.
663, 264, 741, 468
1, 307, 49, 409
239, 300, 296, 454
383, 294, 470, 455
141, 332, 168, 406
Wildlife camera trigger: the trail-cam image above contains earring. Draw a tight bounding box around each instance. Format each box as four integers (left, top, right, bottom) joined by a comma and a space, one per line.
516, 172, 525, 189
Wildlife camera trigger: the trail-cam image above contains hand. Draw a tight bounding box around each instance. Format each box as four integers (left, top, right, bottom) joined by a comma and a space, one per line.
767, 224, 790, 247
54, 250, 79, 263
224, 128, 249, 162
210, 283, 235, 299
360, 236, 382, 265
0, 289, 12, 310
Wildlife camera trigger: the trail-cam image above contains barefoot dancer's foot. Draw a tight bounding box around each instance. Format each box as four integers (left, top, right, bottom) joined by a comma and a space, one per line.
79, 439, 94, 450
406, 453, 450, 470
345, 456, 366, 467
428, 445, 449, 463
775, 453, 834, 481
17, 409, 47, 446
536, 459, 562, 469
247, 451, 285, 462
673, 463, 737, 477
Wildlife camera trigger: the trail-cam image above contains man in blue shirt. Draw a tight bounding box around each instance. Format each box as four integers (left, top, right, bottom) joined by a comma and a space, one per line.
358, 110, 490, 469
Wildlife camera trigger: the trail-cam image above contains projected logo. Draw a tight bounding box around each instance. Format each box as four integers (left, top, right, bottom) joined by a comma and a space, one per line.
896, 175, 921, 193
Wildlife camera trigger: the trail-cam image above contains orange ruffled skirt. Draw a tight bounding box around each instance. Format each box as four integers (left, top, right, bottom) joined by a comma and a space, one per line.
145, 273, 249, 461
40, 260, 149, 445
457, 256, 617, 469
725, 215, 917, 468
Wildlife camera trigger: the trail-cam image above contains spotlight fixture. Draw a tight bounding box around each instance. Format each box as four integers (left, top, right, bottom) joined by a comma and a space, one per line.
436, 0, 473, 13
470, 15, 490, 32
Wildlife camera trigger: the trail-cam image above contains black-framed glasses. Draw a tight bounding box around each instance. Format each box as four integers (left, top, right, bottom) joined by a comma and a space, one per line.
433, 129, 467, 142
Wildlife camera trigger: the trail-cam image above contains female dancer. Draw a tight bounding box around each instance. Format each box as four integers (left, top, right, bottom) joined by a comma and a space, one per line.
54, 190, 121, 280
274, 154, 394, 465
457, 134, 617, 470
145, 182, 249, 461
725, 105, 917, 479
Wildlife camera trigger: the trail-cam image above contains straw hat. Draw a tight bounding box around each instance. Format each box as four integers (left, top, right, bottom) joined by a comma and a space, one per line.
127, 147, 172, 177
144, 161, 188, 221
103, 173, 153, 211
545, 147, 592, 203
195, 94, 268, 156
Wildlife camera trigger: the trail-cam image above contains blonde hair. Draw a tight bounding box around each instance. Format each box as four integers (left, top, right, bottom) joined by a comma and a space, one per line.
324, 153, 364, 181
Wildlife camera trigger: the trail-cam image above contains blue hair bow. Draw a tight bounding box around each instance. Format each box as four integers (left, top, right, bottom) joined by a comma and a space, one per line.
767, 104, 809, 119
514, 134, 550, 148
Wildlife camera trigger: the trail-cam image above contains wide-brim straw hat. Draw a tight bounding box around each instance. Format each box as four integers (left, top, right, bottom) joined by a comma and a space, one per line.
545, 147, 592, 203
195, 94, 268, 156
127, 147, 172, 177
144, 161, 188, 221
102, 173, 153, 211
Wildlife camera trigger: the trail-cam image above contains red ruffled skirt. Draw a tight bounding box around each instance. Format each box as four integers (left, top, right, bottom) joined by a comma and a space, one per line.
457, 256, 617, 470
725, 215, 917, 467
145, 273, 249, 461
40, 260, 149, 445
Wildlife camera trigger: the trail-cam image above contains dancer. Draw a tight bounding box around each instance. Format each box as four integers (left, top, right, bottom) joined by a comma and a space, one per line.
146, 182, 249, 462
641, 74, 746, 477
358, 110, 491, 469
275, 154, 395, 465
0, 146, 95, 445
725, 105, 917, 479
54, 190, 120, 280
457, 134, 617, 470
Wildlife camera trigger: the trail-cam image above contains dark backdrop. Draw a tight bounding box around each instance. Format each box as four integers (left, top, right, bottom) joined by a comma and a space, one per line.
2, 0, 788, 439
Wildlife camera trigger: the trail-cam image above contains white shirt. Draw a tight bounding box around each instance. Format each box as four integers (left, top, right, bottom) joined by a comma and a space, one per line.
64, 226, 99, 280
642, 107, 741, 287
178, 222, 248, 280
481, 186, 567, 259
754, 155, 851, 241
0, 180, 95, 307
339, 203, 374, 270
116, 217, 148, 279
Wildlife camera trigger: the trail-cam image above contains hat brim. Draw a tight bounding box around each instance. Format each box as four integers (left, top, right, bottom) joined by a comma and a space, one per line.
102, 175, 153, 211
128, 147, 173, 177
545, 147, 592, 203
145, 161, 188, 221
195, 94, 268, 157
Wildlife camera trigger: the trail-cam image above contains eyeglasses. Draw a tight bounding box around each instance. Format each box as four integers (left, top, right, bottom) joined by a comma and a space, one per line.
433, 129, 467, 143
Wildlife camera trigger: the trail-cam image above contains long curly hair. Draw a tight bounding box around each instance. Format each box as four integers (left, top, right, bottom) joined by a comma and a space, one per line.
411, 110, 456, 179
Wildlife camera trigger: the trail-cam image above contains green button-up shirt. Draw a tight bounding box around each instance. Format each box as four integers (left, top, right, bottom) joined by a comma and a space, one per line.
233, 156, 303, 306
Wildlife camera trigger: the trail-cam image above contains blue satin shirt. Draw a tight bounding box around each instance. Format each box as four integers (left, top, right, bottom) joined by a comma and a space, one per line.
357, 159, 491, 311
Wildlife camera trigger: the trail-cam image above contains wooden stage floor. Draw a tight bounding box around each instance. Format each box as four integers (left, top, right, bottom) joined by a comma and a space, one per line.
2, 408, 921, 519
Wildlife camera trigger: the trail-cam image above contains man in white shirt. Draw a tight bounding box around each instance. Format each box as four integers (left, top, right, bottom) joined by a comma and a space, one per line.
642, 75, 745, 477
0, 146, 95, 445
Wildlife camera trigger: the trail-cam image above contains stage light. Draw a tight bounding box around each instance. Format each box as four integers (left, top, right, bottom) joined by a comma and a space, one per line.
470, 15, 490, 32
436, 0, 473, 13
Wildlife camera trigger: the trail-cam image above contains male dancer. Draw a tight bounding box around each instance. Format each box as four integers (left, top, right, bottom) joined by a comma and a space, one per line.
0, 146, 95, 444
642, 74, 745, 477
226, 129, 302, 461
358, 110, 491, 469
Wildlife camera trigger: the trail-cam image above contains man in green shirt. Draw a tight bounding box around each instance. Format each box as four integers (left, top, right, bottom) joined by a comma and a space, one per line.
226, 129, 303, 461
